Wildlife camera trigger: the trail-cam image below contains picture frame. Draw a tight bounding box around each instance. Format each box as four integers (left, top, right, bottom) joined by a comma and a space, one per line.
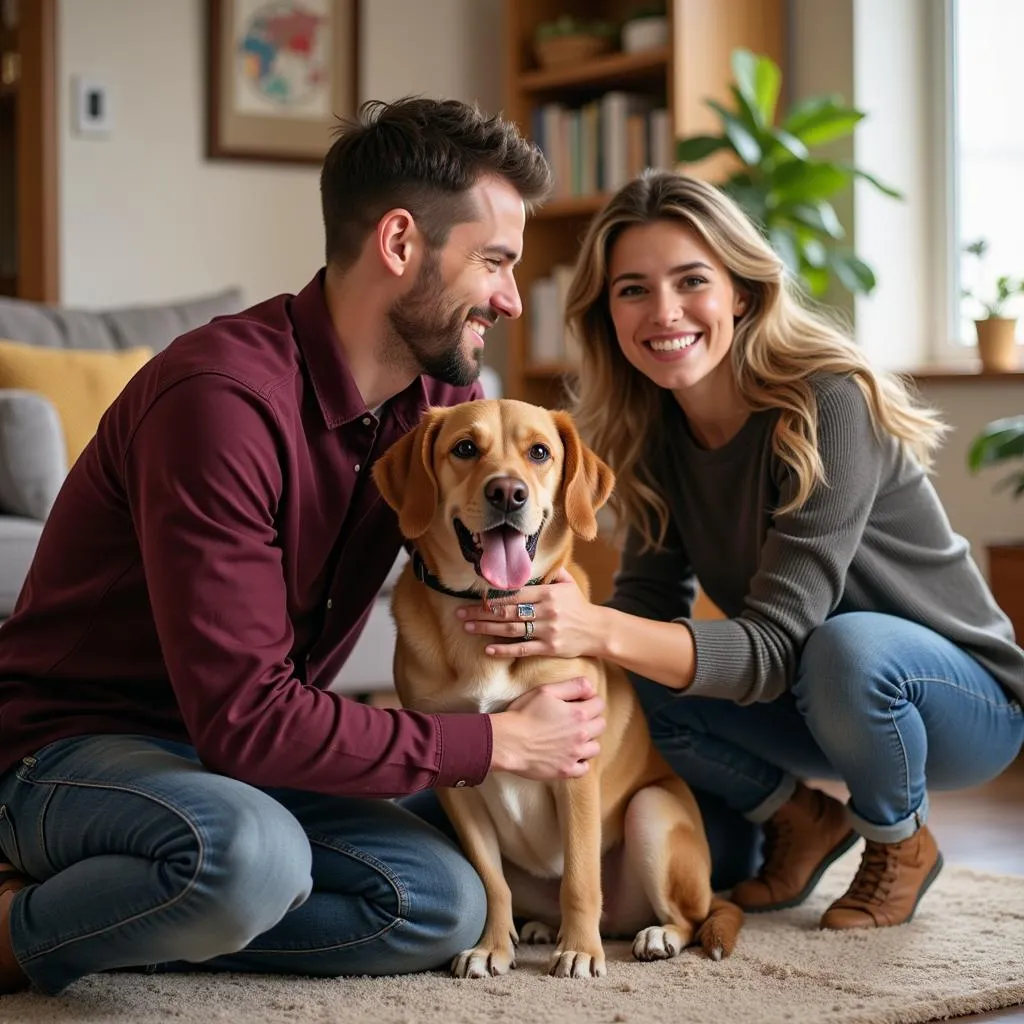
206, 0, 359, 165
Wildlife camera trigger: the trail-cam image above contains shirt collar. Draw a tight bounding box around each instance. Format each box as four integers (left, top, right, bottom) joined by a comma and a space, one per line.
290, 269, 430, 431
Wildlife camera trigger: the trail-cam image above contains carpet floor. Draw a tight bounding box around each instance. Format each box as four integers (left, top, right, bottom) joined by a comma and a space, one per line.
1, 847, 1022, 1024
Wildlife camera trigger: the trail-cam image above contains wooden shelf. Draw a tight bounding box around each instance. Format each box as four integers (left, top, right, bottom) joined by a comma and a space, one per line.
533, 193, 612, 219
902, 364, 1024, 382
517, 47, 670, 94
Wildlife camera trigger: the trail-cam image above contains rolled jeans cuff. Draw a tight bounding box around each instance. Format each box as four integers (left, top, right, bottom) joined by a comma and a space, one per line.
745, 773, 797, 824
848, 793, 930, 844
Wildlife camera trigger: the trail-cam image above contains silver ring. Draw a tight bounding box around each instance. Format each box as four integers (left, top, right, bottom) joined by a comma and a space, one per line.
523, 620, 535, 640
517, 603, 536, 620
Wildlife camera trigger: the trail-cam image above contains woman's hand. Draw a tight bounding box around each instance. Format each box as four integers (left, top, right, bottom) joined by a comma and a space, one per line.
457, 567, 607, 659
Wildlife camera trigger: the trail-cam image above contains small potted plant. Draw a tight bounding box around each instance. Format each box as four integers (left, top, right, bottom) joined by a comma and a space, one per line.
961, 239, 1024, 373
533, 15, 617, 69
967, 414, 1024, 639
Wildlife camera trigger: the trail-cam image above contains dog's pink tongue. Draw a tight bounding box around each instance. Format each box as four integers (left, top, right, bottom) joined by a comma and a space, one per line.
479, 526, 533, 591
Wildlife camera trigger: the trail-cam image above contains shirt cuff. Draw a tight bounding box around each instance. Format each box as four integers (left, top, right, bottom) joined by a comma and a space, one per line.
432, 712, 492, 789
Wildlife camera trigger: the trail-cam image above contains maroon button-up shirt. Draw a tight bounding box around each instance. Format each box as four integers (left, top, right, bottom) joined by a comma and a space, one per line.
0, 271, 491, 795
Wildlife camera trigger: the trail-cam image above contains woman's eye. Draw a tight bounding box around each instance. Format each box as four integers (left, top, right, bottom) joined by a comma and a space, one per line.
617, 285, 643, 298
452, 439, 478, 459
528, 444, 550, 463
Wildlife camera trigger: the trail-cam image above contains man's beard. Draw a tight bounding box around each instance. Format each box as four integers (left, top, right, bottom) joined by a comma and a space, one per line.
386, 249, 491, 387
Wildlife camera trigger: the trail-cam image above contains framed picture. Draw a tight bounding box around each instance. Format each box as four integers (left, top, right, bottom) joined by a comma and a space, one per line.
206, 0, 359, 165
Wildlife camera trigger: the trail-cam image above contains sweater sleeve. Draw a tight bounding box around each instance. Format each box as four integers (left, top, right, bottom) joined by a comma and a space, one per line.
681, 377, 884, 703
604, 511, 697, 622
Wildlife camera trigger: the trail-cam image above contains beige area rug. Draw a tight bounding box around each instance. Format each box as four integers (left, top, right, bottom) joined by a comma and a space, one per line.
1, 849, 1022, 1024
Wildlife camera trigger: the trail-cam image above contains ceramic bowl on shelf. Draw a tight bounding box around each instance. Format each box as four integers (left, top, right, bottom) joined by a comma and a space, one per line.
622, 14, 669, 53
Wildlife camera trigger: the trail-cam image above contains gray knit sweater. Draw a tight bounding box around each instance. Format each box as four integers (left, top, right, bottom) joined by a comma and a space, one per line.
606, 373, 1024, 705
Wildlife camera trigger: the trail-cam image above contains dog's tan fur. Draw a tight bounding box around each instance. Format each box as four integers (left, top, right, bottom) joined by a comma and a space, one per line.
373, 399, 742, 979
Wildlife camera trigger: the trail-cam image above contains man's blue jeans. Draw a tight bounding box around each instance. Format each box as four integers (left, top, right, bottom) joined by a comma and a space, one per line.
634, 613, 1024, 843
0, 734, 487, 995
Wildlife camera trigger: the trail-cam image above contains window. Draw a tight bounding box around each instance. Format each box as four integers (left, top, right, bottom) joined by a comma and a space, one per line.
951, 0, 1024, 349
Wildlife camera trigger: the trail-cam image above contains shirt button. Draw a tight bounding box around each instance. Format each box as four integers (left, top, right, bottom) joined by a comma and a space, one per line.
326, 598, 333, 610
354, 463, 361, 473
454, 779, 467, 788
362, 416, 372, 426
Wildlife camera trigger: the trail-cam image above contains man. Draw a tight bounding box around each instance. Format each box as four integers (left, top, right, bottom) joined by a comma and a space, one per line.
0, 97, 607, 996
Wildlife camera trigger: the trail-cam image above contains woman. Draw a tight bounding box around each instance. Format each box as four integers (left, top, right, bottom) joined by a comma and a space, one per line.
459, 170, 1024, 929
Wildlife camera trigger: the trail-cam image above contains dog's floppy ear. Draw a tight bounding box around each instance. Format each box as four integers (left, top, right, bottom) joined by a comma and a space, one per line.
372, 409, 445, 539
552, 410, 615, 541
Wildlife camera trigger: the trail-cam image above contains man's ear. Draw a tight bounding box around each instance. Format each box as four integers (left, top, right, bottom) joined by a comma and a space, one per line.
372, 409, 445, 539
552, 410, 615, 541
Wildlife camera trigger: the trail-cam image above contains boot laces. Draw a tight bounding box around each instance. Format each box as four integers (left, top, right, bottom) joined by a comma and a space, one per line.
758, 818, 795, 878
846, 841, 899, 905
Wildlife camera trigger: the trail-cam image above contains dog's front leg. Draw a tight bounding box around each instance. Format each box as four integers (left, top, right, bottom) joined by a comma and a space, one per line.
551, 770, 606, 978
438, 787, 517, 979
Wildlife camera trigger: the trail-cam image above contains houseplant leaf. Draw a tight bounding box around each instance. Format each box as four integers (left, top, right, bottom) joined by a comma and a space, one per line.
773, 160, 851, 202
829, 251, 876, 294
788, 201, 845, 239
676, 134, 731, 163
706, 100, 762, 165
784, 100, 865, 147
732, 48, 781, 128
967, 417, 1024, 471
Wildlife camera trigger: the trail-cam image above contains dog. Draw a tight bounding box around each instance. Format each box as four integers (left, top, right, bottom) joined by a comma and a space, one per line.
372, 399, 742, 979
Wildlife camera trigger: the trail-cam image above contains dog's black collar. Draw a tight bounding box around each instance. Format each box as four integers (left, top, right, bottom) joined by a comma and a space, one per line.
411, 549, 542, 601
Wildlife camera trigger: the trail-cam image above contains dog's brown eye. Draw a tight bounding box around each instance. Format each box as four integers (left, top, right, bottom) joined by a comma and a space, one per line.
452, 439, 478, 459
528, 444, 551, 463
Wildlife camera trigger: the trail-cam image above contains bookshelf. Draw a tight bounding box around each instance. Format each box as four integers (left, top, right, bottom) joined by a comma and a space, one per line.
502, 0, 784, 609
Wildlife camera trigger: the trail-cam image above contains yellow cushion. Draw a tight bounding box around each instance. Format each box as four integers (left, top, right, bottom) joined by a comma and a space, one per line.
0, 340, 152, 464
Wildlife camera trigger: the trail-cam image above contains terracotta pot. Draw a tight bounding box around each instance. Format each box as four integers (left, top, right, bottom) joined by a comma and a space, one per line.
988, 542, 1024, 643
974, 318, 1020, 372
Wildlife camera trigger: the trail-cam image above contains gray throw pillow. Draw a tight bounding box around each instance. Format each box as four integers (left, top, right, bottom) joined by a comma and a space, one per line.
0, 389, 68, 520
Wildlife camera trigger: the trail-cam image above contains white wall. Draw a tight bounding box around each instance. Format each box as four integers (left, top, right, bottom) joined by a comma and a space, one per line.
57, 0, 503, 309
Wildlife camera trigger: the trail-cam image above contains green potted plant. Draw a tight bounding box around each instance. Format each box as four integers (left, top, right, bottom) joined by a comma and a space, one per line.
961, 239, 1024, 373
967, 415, 1024, 639
676, 48, 902, 300
533, 15, 617, 69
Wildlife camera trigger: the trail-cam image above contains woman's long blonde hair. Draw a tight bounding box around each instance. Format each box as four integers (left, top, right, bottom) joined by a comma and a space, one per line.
566, 170, 947, 550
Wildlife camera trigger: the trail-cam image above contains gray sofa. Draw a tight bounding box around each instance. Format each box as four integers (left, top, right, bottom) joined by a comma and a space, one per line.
0, 289, 501, 696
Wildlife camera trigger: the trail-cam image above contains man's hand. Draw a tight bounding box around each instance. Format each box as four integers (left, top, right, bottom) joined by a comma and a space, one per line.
489, 676, 606, 780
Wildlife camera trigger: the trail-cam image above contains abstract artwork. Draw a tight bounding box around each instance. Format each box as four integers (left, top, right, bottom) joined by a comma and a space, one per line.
207, 0, 358, 164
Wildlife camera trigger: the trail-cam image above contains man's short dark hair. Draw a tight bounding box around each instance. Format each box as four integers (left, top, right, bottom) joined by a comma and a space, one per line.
320, 96, 552, 269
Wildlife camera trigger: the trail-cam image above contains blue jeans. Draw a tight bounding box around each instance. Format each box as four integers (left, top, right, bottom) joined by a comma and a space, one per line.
0, 734, 487, 995
634, 613, 1024, 844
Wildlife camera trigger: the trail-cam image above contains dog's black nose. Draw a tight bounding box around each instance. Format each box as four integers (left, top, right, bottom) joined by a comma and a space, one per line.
485, 475, 529, 513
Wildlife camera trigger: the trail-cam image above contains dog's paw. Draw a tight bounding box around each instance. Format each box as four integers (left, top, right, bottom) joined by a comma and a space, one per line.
632, 925, 686, 961
548, 948, 607, 978
450, 944, 515, 979
521, 920, 557, 944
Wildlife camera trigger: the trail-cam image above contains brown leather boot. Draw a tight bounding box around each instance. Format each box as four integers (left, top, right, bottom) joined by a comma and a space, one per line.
820, 824, 943, 930
731, 782, 858, 912
0, 863, 30, 994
